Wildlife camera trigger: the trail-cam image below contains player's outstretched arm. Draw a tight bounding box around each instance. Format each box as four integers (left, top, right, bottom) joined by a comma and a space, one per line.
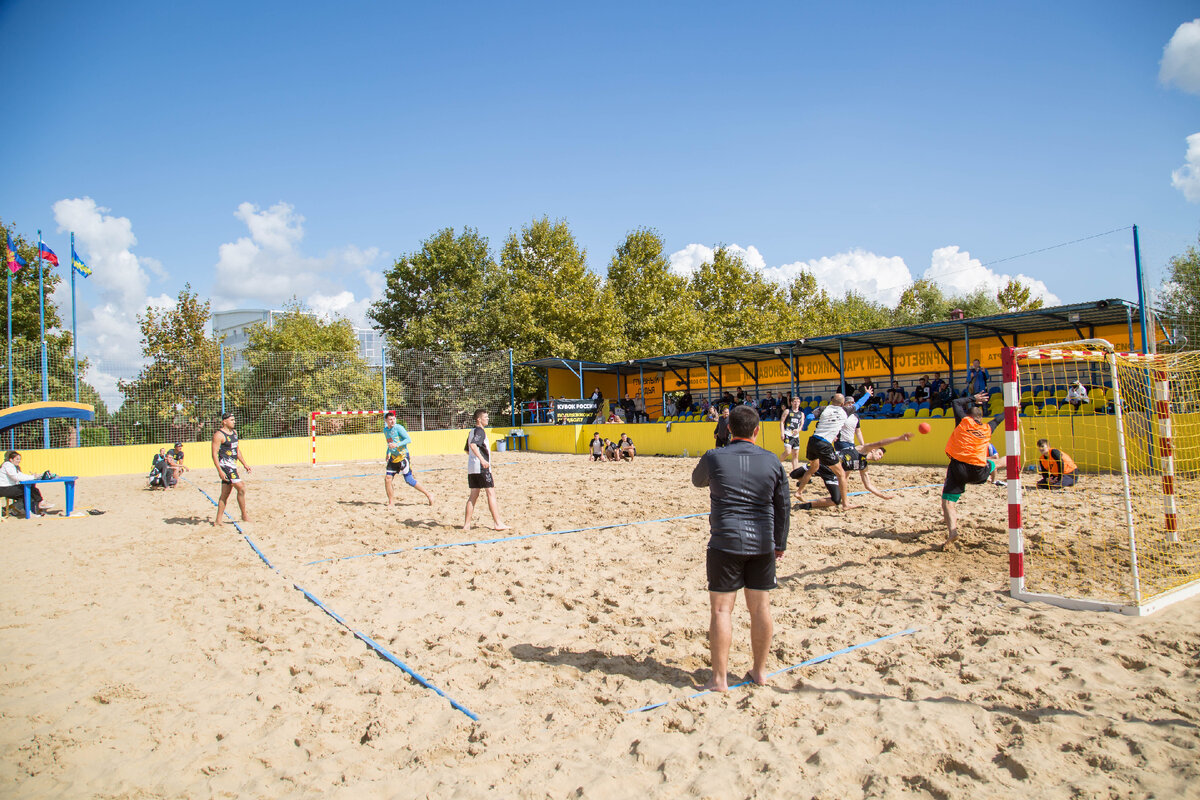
859, 469, 894, 500
858, 432, 912, 452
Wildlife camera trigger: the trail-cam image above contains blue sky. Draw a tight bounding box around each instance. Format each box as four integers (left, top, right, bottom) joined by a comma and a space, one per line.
2, 1, 1198, 393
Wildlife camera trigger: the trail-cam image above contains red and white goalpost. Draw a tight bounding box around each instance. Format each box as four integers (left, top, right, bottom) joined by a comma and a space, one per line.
1003, 340, 1200, 616
309, 410, 392, 466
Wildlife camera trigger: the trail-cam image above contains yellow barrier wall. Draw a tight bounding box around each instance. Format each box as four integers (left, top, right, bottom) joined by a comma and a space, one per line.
22, 414, 1131, 478
20, 427, 522, 478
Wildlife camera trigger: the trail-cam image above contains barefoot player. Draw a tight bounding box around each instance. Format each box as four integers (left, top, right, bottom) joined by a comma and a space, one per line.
384, 411, 434, 506
939, 392, 1002, 549
212, 412, 252, 526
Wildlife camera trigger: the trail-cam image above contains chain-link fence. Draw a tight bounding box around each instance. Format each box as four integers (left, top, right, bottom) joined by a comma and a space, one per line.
1, 341, 513, 449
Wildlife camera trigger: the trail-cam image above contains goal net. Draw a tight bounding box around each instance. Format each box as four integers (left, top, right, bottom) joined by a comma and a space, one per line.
1003, 340, 1200, 615
310, 410, 392, 466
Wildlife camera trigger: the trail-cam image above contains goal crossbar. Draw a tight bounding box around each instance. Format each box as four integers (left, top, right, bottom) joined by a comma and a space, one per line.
310, 410, 392, 466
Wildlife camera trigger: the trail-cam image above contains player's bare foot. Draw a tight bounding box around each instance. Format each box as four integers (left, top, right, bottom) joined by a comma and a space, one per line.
698, 677, 729, 692
493, 523, 511, 531
241, 516, 251, 523
425, 494, 435, 506
746, 669, 769, 686
937, 530, 959, 551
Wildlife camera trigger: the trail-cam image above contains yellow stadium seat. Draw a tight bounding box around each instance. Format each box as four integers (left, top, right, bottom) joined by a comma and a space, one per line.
916, 408, 930, 418
1054, 389, 1067, 402
902, 408, 917, 418
1020, 390, 1033, 403
1034, 391, 1048, 403
1026, 404, 1041, 417
931, 408, 945, 417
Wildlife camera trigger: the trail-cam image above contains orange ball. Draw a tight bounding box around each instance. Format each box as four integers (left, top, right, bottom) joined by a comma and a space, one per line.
918, 422, 932, 434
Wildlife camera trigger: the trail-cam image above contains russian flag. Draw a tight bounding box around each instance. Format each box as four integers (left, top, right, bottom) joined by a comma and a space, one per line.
6, 232, 26, 274
39, 242, 59, 267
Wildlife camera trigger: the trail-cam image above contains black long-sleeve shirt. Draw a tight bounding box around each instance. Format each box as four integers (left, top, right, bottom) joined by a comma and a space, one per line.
692, 440, 790, 555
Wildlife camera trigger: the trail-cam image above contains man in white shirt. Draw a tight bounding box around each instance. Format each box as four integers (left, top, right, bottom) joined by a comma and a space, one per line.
0, 451, 49, 516
792, 394, 851, 510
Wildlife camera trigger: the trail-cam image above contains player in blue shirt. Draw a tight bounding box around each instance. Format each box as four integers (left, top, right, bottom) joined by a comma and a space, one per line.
384, 411, 435, 506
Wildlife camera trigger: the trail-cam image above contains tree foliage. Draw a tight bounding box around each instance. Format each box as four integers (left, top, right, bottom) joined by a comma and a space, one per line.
997, 278, 1044, 313
607, 228, 704, 357
117, 284, 221, 444
1158, 234, 1200, 351
368, 227, 503, 351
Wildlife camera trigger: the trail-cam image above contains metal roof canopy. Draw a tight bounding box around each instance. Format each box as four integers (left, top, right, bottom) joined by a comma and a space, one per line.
519, 299, 1142, 380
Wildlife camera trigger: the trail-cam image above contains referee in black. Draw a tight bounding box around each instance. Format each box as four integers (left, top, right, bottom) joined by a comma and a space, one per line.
691, 405, 790, 691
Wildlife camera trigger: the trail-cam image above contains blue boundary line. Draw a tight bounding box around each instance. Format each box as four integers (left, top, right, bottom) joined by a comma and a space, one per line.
181, 476, 478, 720
626, 627, 921, 713
258, 458, 570, 483
294, 583, 479, 721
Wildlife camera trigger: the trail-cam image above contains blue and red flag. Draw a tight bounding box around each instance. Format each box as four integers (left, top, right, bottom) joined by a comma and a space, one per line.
5, 232, 27, 274
39, 242, 59, 267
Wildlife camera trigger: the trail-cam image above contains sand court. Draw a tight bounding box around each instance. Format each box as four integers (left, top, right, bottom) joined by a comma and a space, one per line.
2, 451, 1199, 797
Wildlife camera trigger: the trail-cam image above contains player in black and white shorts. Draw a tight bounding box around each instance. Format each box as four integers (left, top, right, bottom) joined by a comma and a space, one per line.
211, 411, 252, 526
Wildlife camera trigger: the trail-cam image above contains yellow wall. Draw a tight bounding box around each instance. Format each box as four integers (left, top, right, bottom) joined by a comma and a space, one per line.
20, 427, 522, 478
21, 412, 1141, 478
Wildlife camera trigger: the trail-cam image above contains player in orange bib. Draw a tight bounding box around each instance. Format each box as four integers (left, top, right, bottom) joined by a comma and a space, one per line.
939, 391, 1002, 550
1035, 438, 1078, 489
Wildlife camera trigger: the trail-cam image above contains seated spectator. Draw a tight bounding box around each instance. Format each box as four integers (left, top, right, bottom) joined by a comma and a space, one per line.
1067, 381, 1089, 410
735, 387, 745, 404
858, 378, 879, 406
607, 404, 622, 424
149, 448, 167, 489
162, 442, 188, 488
885, 382, 907, 405
589, 432, 604, 462
664, 398, 677, 417
679, 392, 694, 414
706, 404, 719, 422
1036, 438, 1078, 489
912, 376, 930, 403
618, 433, 636, 461
759, 391, 777, 419
720, 390, 735, 407
930, 373, 948, 406
0, 450, 50, 516
621, 393, 636, 422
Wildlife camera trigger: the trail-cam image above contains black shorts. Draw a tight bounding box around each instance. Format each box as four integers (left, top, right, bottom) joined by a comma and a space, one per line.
220, 466, 242, 484
707, 548, 777, 592
783, 435, 800, 451
942, 458, 994, 500
792, 466, 842, 505
806, 436, 839, 467
467, 470, 494, 489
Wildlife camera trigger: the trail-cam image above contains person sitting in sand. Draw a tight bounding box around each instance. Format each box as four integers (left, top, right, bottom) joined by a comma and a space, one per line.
618, 433, 636, 461
1036, 438, 1078, 489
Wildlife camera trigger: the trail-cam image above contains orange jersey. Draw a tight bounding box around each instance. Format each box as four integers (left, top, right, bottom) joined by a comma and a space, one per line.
945, 416, 993, 466
1039, 449, 1077, 476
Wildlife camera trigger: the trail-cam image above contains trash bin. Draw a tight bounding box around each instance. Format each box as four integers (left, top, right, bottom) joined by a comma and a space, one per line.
496, 439, 507, 452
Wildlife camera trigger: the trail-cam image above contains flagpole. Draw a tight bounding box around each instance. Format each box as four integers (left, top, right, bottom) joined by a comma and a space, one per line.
71, 233, 80, 446
37, 230, 49, 448
6, 264, 12, 449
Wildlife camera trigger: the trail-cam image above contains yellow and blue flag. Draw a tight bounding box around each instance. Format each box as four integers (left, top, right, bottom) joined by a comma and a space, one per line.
6, 232, 27, 274
71, 245, 91, 277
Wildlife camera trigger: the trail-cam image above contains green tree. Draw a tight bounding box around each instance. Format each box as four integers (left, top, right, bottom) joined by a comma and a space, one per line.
688, 246, 790, 350
1158, 234, 1200, 351
826, 291, 893, 334
895, 279, 950, 325
237, 301, 388, 438
996, 278, 1044, 313
500, 217, 623, 393
606, 228, 704, 357
368, 227, 503, 351
117, 285, 222, 445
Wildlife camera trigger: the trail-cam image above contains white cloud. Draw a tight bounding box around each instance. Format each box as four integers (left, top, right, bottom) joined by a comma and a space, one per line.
1160, 19, 1200, 95
212, 202, 385, 323
765, 249, 913, 306
922, 245, 1060, 305
667, 243, 765, 276
52, 198, 166, 384
667, 241, 1059, 308
1172, 132, 1200, 203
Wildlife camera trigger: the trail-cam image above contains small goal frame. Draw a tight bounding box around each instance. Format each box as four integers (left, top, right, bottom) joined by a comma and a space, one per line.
1003, 340, 1200, 616
309, 409, 392, 466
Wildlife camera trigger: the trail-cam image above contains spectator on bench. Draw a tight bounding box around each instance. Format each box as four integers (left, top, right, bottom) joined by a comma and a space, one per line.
886, 381, 907, 406
0, 450, 50, 516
